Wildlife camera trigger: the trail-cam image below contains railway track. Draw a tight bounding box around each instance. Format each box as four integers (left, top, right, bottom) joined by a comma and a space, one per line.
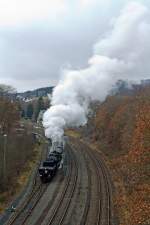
38, 146, 78, 225
76, 146, 92, 225
94, 150, 112, 225
21, 144, 78, 225
80, 141, 113, 225
5, 139, 113, 225
69, 139, 113, 225
5, 143, 49, 225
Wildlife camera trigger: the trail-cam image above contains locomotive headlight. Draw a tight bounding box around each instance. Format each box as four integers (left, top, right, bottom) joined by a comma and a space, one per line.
45, 170, 48, 174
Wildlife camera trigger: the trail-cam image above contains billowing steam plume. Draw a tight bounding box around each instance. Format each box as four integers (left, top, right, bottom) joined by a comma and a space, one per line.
43, 2, 150, 141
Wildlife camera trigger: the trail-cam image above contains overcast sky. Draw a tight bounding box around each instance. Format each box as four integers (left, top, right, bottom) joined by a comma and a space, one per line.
0, 0, 149, 92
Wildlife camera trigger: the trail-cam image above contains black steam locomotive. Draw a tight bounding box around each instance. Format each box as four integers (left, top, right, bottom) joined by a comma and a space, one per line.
38, 141, 63, 183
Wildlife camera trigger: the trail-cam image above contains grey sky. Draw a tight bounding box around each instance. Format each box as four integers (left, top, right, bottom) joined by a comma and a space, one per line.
0, 0, 149, 91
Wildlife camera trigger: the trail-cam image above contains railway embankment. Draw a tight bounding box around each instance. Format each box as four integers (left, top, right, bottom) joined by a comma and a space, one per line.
3, 138, 115, 225
0, 131, 46, 221
69, 138, 115, 225
78, 86, 150, 225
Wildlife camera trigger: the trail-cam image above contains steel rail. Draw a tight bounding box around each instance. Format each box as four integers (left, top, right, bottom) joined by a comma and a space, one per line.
46, 146, 78, 225
80, 142, 112, 225
34, 147, 71, 225
95, 151, 112, 225
6, 144, 48, 225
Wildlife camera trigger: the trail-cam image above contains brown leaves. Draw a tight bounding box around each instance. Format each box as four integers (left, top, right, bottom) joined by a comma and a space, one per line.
0, 97, 20, 134
128, 184, 150, 225
129, 99, 150, 164
89, 86, 150, 225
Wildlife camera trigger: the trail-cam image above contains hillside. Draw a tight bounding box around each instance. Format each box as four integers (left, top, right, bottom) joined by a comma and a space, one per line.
0, 86, 54, 101
17, 86, 54, 99
84, 86, 150, 225
0, 96, 41, 213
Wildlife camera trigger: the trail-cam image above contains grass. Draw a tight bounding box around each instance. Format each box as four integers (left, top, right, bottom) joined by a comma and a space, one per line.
65, 129, 81, 138
0, 144, 42, 214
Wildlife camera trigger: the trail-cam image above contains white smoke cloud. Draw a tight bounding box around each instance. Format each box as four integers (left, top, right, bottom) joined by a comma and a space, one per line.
43, 1, 150, 141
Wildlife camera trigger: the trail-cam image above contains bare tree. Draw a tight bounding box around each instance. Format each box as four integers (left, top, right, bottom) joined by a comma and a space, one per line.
0, 97, 19, 135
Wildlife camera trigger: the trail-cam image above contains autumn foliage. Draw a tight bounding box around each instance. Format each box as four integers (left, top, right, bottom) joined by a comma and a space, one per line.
0, 97, 20, 134
0, 97, 35, 191
90, 86, 150, 225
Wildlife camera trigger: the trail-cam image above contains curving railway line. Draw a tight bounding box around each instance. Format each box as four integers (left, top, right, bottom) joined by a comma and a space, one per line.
80, 141, 113, 225
5, 143, 49, 225
46, 147, 78, 225
4, 138, 114, 225
69, 139, 114, 225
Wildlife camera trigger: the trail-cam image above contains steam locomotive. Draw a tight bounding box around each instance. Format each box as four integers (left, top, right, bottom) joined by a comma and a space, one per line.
38, 141, 64, 183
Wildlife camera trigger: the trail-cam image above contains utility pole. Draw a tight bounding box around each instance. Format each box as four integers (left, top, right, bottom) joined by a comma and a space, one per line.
3, 134, 7, 182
